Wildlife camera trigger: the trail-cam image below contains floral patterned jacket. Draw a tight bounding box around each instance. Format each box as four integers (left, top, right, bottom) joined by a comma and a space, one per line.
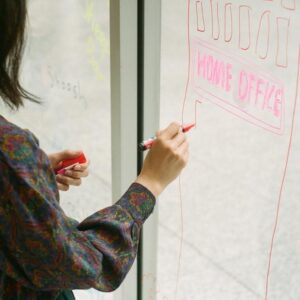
0, 115, 156, 299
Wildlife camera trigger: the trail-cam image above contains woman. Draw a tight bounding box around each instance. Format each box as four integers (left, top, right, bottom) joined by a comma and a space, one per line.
0, 1, 189, 299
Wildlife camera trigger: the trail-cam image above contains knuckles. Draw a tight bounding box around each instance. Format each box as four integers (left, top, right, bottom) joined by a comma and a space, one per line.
156, 137, 172, 151
182, 156, 189, 166
59, 184, 69, 191
179, 155, 188, 168
155, 136, 189, 168
178, 132, 187, 143
170, 121, 180, 129
173, 152, 181, 161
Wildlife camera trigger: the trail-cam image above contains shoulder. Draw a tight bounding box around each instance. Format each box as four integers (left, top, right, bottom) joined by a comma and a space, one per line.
0, 116, 52, 187
0, 115, 59, 200
0, 115, 40, 165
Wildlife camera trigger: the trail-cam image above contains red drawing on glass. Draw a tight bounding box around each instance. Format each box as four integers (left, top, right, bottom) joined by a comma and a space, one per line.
264, 47, 300, 300
194, 100, 203, 128
184, 2, 299, 300
224, 3, 233, 43
196, 1, 205, 32
239, 5, 252, 51
281, 0, 296, 11
191, 39, 284, 134
210, 0, 220, 40
276, 17, 290, 68
256, 11, 271, 60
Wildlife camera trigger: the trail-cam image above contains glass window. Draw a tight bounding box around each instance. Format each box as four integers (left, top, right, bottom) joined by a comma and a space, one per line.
158, 0, 300, 299
1, 1, 112, 299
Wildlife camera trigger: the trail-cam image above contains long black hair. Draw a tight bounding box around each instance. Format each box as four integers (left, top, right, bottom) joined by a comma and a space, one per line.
0, 0, 40, 110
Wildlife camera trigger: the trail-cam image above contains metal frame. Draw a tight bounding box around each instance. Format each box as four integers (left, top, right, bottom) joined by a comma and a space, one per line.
110, 1, 138, 299
110, 1, 161, 299
138, 1, 161, 300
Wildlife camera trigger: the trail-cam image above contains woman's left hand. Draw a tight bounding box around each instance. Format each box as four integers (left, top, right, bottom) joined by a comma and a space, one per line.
48, 150, 90, 191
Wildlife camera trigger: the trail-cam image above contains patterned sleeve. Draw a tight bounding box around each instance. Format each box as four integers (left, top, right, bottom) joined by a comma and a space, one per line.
0, 126, 156, 292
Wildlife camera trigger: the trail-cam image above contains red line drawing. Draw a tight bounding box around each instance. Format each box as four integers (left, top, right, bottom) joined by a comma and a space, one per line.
276, 17, 290, 68
210, 0, 220, 40
239, 5, 252, 51
186, 1, 299, 299
281, 0, 296, 11
181, 0, 192, 125
255, 11, 271, 60
224, 3, 233, 43
194, 100, 203, 128
178, 100, 201, 299
196, 1, 205, 32
191, 39, 285, 134
264, 47, 300, 300
178, 2, 192, 300
175, 175, 184, 300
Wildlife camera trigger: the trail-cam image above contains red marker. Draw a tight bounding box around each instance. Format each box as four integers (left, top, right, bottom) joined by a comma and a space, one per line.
55, 152, 87, 175
139, 123, 195, 151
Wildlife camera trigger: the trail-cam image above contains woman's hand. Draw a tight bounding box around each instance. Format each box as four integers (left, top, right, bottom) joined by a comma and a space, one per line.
135, 122, 189, 197
48, 150, 90, 191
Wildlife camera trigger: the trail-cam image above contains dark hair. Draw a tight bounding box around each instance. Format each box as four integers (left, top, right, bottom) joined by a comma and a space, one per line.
0, 0, 40, 110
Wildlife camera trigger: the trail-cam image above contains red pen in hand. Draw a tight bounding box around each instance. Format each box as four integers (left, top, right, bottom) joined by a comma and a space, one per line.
54, 152, 87, 175
139, 123, 195, 151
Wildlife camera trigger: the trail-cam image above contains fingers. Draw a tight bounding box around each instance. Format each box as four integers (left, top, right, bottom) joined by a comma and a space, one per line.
76, 160, 90, 171
64, 169, 89, 179
56, 174, 82, 187
55, 160, 90, 191
57, 182, 69, 192
182, 149, 189, 166
58, 150, 83, 161
170, 131, 186, 148
177, 141, 189, 155
155, 129, 162, 137
154, 123, 189, 161
64, 160, 90, 178
159, 122, 181, 140
175, 141, 189, 167
48, 150, 83, 169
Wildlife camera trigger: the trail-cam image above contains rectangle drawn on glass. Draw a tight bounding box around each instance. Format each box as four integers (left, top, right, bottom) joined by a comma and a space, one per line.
191, 39, 285, 134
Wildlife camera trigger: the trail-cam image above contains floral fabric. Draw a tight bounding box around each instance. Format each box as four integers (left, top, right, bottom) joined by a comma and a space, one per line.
0, 115, 156, 300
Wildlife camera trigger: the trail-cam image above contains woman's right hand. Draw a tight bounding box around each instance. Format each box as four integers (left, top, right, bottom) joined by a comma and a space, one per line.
135, 122, 189, 197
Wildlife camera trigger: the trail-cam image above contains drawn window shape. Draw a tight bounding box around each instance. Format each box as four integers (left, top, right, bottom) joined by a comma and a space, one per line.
281, 0, 296, 11
224, 3, 233, 43
239, 5, 252, 51
210, 0, 220, 40
196, 1, 206, 32
276, 17, 290, 68
256, 11, 271, 60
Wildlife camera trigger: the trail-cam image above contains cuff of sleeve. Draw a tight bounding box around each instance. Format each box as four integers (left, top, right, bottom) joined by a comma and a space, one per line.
116, 182, 156, 225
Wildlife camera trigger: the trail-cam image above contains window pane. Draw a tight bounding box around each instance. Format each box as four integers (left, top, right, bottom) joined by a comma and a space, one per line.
158, 1, 300, 299
1, 1, 113, 299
